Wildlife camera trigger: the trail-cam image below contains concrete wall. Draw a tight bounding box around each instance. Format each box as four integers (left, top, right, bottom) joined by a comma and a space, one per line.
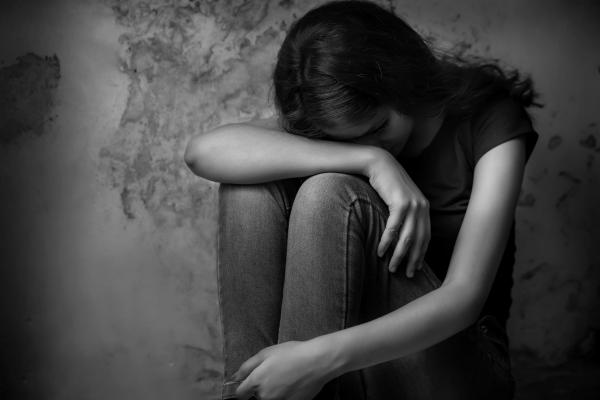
1, 0, 598, 398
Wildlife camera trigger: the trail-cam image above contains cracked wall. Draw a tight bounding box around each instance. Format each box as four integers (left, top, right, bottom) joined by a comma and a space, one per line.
1, 0, 599, 399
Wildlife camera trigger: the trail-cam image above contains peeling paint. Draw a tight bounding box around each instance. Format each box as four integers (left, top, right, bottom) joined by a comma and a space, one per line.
518, 192, 536, 207
0, 53, 60, 144
548, 135, 562, 150
579, 134, 597, 149
558, 171, 582, 184
521, 263, 546, 280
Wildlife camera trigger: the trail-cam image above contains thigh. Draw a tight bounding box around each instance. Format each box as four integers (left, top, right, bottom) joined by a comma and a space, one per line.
217, 177, 304, 382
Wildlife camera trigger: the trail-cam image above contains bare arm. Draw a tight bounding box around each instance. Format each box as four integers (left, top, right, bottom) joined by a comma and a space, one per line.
185, 116, 432, 276
183, 117, 380, 184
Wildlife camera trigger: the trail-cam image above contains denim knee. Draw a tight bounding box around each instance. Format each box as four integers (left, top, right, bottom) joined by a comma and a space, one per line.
292, 172, 387, 217
218, 181, 290, 217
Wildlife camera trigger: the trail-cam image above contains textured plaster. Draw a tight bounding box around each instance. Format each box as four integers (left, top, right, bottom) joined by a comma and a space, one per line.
0, 53, 61, 144
1, 0, 599, 398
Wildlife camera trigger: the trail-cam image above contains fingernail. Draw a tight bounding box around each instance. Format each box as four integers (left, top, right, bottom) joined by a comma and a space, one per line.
407, 271, 413, 278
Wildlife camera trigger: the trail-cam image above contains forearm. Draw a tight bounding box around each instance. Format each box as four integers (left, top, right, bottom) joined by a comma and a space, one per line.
311, 282, 479, 379
184, 123, 381, 184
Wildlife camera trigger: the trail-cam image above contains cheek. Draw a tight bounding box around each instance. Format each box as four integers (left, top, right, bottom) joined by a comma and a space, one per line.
393, 117, 414, 145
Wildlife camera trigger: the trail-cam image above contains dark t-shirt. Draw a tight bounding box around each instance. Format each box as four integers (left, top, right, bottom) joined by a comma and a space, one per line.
402, 97, 539, 329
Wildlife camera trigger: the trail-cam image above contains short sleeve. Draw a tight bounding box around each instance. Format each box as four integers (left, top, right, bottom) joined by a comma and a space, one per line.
469, 98, 539, 166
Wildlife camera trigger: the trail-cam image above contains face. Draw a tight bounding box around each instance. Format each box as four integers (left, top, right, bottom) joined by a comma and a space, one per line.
321, 107, 415, 158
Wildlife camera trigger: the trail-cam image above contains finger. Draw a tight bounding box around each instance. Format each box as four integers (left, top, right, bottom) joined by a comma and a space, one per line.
378, 205, 408, 257
388, 214, 416, 273
378, 223, 401, 258
417, 223, 430, 271
236, 375, 258, 400
234, 351, 266, 382
405, 216, 425, 278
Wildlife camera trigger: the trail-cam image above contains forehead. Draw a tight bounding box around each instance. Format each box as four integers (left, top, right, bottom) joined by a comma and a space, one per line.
321, 107, 390, 139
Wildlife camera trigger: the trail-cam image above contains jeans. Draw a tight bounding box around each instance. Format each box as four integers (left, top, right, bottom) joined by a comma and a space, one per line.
217, 172, 515, 399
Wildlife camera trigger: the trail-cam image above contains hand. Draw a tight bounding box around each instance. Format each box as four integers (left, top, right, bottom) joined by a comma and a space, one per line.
366, 149, 430, 277
234, 341, 334, 400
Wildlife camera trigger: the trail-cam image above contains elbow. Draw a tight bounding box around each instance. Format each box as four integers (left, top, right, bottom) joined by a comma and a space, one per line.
184, 136, 202, 172
445, 281, 487, 329
461, 292, 488, 328
184, 133, 215, 178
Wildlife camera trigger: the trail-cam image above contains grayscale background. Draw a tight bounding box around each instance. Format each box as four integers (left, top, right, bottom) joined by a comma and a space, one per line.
1, 0, 599, 398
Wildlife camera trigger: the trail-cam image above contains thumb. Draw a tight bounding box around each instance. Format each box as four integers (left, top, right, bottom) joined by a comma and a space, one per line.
234, 350, 266, 381
234, 352, 267, 399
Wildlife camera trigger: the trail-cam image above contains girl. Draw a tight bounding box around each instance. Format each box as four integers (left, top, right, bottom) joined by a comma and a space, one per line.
184, 1, 539, 399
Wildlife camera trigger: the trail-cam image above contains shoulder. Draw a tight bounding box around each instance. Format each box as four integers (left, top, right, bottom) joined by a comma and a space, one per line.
470, 96, 534, 135
461, 96, 538, 166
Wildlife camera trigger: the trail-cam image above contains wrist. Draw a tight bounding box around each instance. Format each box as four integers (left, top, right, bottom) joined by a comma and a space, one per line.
361, 146, 389, 178
306, 333, 350, 380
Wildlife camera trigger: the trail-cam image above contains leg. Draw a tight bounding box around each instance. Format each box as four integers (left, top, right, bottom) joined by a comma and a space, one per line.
217, 178, 303, 397
277, 173, 514, 399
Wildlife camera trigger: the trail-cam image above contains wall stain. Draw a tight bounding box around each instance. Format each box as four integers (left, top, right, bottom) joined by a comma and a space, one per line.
580, 134, 596, 149
558, 171, 582, 184
175, 344, 222, 383
100, 0, 283, 227
527, 167, 548, 184
586, 154, 595, 170
520, 262, 546, 281
548, 135, 562, 150
120, 186, 136, 220
0, 53, 60, 144
556, 188, 576, 209
518, 192, 536, 207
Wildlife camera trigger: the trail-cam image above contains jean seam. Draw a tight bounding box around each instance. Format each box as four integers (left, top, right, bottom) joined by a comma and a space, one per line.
345, 196, 378, 400
216, 186, 227, 399
343, 198, 352, 331
344, 196, 380, 329
352, 195, 443, 291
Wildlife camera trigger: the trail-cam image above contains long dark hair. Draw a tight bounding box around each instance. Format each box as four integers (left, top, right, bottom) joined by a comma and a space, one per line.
273, 0, 539, 138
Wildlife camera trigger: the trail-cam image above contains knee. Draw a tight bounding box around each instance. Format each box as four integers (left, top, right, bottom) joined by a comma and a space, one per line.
218, 182, 264, 207
218, 181, 292, 220
292, 173, 372, 215
218, 182, 274, 211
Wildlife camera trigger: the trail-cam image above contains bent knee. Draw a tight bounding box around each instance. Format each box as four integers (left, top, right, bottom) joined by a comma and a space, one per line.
293, 173, 374, 211
218, 181, 285, 211
218, 182, 266, 204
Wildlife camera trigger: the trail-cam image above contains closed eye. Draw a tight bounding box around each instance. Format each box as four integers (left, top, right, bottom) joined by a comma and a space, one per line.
362, 118, 389, 137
